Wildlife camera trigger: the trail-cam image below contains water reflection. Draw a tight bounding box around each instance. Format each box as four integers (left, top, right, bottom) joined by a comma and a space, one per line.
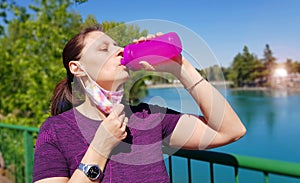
145, 87, 300, 162
229, 88, 298, 98
228, 88, 295, 132
228, 89, 287, 133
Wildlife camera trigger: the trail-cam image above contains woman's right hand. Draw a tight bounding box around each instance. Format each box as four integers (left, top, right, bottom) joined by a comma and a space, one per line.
90, 104, 128, 157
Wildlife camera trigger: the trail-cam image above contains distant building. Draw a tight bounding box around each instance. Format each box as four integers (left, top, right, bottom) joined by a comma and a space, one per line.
269, 72, 300, 90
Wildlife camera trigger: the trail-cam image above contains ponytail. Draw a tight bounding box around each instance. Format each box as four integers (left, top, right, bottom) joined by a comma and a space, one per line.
50, 78, 73, 116
51, 25, 103, 116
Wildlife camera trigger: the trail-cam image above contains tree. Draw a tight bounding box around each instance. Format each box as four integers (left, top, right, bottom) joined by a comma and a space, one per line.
262, 44, 276, 78
0, 0, 149, 127
285, 59, 300, 74
0, 0, 85, 126
203, 65, 225, 81
227, 46, 260, 87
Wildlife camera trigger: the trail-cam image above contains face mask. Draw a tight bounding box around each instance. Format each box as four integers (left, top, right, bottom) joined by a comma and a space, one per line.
78, 64, 124, 114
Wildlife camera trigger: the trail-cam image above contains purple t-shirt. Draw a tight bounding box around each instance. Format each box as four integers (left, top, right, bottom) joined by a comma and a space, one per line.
33, 103, 181, 182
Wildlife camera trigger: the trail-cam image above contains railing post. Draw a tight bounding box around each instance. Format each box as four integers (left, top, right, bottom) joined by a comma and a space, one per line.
24, 130, 34, 183
234, 166, 239, 183
168, 156, 173, 183
187, 158, 191, 183
210, 162, 214, 183
264, 172, 269, 183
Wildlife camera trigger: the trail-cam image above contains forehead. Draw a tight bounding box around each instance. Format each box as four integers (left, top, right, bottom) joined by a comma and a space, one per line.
83, 31, 114, 50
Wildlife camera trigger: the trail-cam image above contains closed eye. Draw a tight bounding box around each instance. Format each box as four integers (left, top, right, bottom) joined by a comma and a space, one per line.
99, 48, 108, 51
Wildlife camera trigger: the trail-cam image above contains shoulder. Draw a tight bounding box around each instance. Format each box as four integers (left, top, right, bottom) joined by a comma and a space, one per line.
39, 109, 75, 132
36, 109, 76, 147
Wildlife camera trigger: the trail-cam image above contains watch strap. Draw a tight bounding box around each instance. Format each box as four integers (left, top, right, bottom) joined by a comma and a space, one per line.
78, 163, 85, 171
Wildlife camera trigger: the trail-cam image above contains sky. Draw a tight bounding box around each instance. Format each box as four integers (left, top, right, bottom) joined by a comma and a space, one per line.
69, 0, 300, 68
19, 0, 300, 68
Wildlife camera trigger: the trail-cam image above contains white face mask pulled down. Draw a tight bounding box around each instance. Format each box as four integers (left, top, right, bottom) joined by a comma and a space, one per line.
78, 64, 124, 114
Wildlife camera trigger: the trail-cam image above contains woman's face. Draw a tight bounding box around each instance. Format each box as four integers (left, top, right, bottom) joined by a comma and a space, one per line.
79, 31, 129, 91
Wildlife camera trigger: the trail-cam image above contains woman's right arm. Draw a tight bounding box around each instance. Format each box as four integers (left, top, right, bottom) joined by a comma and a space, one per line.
35, 147, 108, 183
35, 104, 128, 183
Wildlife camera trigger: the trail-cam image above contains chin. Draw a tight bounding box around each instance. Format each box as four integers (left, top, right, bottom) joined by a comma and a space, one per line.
115, 72, 130, 84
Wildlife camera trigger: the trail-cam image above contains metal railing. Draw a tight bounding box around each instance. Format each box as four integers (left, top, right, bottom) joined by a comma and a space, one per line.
163, 147, 300, 183
0, 123, 39, 183
1, 123, 300, 183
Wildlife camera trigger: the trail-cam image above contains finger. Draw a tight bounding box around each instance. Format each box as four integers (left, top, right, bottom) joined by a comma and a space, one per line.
138, 36, 146, 42
146, 34, 155, 40
121, 117, 128, 131
123, 116, 129, 125
156, 32, 163, 36
118, 113, 126, 126
139, 61, 155, 71
109, 104, 124, 118
122, 131, 127, 139
132, 39, 139, 43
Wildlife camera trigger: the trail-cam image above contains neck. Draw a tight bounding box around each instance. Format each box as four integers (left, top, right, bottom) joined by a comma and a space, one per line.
76, 97, 107, 121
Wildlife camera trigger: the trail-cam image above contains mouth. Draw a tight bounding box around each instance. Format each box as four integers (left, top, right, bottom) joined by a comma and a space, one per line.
117, 50, 124, 57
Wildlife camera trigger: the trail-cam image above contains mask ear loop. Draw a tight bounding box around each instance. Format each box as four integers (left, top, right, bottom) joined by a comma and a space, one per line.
77, 63, 94, 85
77, 62, 124, 110
77, 63, 116, 114
77, 63, 89, 92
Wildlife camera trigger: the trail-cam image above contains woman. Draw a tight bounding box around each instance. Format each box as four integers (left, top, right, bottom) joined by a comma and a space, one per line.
33, 25, 246, 183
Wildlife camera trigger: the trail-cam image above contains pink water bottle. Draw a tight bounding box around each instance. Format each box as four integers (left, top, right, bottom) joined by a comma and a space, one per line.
120, 32, 182, 70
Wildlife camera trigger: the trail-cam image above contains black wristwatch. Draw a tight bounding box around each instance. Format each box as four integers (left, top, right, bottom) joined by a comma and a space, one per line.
78, 163, 104, 181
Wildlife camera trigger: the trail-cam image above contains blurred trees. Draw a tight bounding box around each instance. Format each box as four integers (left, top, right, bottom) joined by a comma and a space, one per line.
226, 46, 261, 87
225, 44, 299, 87
0, 0, 147, 126
1, 0, 82, 126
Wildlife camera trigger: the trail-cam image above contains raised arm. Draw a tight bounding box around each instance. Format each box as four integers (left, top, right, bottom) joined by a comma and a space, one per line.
168, 58, 246, 150
140, 56, 246, 150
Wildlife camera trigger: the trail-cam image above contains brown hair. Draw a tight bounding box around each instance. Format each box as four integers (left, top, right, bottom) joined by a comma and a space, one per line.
50, 25, 103, 116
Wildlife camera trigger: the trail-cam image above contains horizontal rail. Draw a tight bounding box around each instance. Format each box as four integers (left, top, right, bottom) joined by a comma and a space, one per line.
0, 123, 39, 133
163, 147, 300, 178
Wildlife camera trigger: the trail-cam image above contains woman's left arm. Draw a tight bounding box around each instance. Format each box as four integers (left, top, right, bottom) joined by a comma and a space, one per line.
140, 56, 246, 150
170, 57, 246, 150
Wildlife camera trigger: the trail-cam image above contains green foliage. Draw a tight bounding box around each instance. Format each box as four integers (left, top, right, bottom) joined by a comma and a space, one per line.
0, 0, 149, 127
202, 65, 225, 81
262, 44, 276, 79
0, 128, 37, 183
103, 21, 148, 47
285, 58, 300, 73
0, 0, 84, 126
227, 46, 262, 87
123, 71, 150, 104
226, 44, 300, 87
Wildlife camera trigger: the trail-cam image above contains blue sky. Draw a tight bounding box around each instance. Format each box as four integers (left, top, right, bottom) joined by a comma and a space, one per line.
69, 0, 300, 67
19, 0, 300, 67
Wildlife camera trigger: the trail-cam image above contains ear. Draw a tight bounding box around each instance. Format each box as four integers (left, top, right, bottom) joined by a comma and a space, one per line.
69, 61, 86, 77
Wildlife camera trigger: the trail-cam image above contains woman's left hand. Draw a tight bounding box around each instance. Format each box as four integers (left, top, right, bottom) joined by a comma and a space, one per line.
133, 33, 184, 75
139, 54, 183, 74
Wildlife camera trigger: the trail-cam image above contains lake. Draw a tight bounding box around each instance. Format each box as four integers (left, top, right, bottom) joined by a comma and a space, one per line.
143, 87, 300, 183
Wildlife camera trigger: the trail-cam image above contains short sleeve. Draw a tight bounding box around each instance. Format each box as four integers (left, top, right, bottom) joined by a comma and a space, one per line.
33, 118, 69, 182
126, 103, 182, 146
160, 107, 182, 145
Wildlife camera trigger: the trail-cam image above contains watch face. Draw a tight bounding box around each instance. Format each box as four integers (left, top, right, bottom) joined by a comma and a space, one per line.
87, 165, 100, 180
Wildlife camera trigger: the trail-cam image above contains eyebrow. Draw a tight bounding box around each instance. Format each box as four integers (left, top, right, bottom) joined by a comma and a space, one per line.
97, 39, 118, 48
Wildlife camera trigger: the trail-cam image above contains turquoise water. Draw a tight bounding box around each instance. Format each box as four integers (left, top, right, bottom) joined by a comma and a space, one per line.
143, 87, 300, 183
